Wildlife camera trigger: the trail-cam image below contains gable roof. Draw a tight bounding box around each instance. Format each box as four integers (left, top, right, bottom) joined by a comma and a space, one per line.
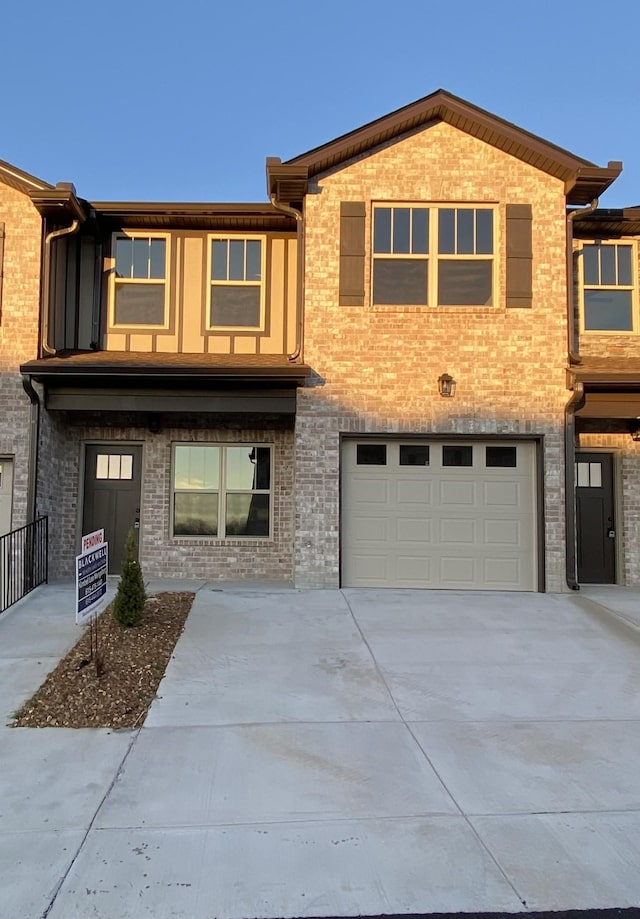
267, 89, 621, 206
0, 158, 53, 195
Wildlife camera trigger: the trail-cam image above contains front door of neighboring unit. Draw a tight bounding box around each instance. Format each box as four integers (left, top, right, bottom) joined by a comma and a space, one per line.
576, 452, 616, 584
83, 445, 142, 574
0, 459, 13, 536
341, 439, 537, 591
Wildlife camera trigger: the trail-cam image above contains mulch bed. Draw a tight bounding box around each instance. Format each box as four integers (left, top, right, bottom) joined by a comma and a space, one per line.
11, 592, 194, 729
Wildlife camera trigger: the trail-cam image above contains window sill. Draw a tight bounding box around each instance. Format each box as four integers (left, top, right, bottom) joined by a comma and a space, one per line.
580, 329, 637, 337
370, 304, 498, 313
171, 537, 273, 545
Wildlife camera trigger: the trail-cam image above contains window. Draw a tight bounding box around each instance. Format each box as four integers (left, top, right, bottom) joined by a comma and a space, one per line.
443, 445, 473, 467
576, 461, 602, 488
111, 233, 169, 327
356, 444, 387, 465
372, 205, 494, 307
95, 453, 134, 480
399, 445, 430, 466
581, 243, 636, 332
172, 444, 271, 538
486, 446, 517, 468
209, 236, 265, 329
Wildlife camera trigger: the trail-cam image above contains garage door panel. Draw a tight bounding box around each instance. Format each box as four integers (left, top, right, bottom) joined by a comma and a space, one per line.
342, 440, 537, 590
439, 480, 476, 505
396, 479, 432, 505
440, 518, 476, 543
483, 557, 521, 586
440, 556, 476, 584
484, 518, 522, 546
352, 477, 389, 504
484, 481, 521, 506
350, 516, 391, 541
350, 554, 390, 584
397, 518, 432, 542
396, 556, 431, 582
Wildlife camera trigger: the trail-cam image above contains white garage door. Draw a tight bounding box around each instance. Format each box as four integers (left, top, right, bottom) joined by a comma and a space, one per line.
341, 440, 537, 590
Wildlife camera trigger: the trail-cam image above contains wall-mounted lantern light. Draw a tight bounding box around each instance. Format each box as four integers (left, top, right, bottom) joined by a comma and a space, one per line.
631, 421, 640, 442
438, 373, 456, 398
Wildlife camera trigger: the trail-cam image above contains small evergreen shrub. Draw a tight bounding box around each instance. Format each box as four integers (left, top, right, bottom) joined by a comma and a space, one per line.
113, 529, 146, 628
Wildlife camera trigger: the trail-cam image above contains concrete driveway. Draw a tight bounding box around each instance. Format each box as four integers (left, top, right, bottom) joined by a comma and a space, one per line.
1, 582, 640, 918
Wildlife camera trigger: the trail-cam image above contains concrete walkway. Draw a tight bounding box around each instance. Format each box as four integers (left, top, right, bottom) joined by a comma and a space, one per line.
1, 582, 640, 918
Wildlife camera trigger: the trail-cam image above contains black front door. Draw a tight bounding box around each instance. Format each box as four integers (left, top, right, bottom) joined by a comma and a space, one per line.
83, 445, 142, 574
576, 452, 616, 584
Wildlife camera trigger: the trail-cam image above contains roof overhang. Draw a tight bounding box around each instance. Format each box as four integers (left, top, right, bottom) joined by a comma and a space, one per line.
21, 351, 311, 389
29, 182, 87, 223
21, 352, 311, 415
0, 158, 53, 196
88, 201, 297, 233
279, 89, 621, 205
572, 206, 640, 238
569, 363, 640, 418
265, 158, 309, 208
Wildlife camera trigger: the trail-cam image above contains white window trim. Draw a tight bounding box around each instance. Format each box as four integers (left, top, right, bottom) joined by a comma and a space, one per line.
170, 443, 273, 541
578, 239, 638, 336
206, 234, 267, 332
371, 203, 498, 309
108, 231, 171, 331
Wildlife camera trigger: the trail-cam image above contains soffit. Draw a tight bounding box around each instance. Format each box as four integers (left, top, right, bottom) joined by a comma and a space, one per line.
573, 207, 640, 238
570, 358, 640, 388
88, 201, 296, 232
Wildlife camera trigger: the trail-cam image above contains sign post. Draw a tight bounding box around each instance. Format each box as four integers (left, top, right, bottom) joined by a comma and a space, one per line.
75, 529, 109, 675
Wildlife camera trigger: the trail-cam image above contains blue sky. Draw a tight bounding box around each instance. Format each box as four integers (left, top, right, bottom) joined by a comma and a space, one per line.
2, 0, 639, 206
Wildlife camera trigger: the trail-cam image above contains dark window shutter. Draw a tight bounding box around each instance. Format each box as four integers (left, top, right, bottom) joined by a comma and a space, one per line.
506, 204, 533, 308
339, 202, 365, 306
0, 222, 4, 323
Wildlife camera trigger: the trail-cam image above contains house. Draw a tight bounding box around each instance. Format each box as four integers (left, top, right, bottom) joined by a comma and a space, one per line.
2, 89, 639, 592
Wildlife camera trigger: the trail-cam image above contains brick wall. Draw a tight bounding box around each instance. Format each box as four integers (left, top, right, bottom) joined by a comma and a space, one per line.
0, 183, 41, 529
296, 121, 570, 590
37, 414, 294, 582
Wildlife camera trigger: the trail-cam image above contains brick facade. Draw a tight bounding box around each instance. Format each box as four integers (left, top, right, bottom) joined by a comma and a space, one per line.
5, 101, 640, 591
37, 413, 294, 582
296, 122, 570, 590
0, 183, 41, 530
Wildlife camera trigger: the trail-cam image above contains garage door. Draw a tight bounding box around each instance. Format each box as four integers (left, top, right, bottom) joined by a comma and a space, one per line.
341, 440, 537, 590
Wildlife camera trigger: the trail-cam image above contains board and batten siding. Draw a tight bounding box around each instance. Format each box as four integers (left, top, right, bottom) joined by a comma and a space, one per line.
105, 231, 298, 356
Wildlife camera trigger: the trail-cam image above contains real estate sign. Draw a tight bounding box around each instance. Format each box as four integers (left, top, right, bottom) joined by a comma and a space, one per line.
75, 528, 108, 624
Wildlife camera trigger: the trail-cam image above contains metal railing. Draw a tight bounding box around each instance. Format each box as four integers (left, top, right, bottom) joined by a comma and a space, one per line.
0, 516, 48, 614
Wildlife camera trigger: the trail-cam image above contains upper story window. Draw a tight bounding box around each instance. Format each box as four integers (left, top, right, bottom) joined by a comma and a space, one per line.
581, 242, 636, 333
208, 236, 265, 330
111, 233, 169, 328
372, 205, 494, 307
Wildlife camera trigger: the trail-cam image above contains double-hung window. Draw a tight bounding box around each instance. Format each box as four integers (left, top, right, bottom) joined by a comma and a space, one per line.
172, 444, 271, 539
372, 205, 494, 307
112, 233, 169, 327
581, 242, 636, 332
208, 236, 265, 330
